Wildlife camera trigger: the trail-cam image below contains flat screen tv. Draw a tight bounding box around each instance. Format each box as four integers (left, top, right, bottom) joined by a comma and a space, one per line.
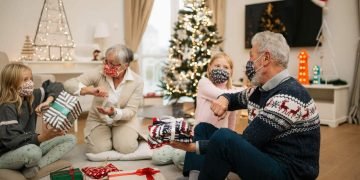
245, 0, 323, 48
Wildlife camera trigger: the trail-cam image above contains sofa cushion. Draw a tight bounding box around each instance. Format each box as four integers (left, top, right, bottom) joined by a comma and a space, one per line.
0, 160, 72, 180
86, 141, 152, 161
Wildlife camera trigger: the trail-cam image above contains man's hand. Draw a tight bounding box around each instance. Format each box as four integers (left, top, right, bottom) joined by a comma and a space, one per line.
81, 86, 108, 97
169, 141, 196, 152
210, 96, 229, 118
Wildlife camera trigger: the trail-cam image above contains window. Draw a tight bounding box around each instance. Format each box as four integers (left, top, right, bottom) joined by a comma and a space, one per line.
138, 0, 184, 96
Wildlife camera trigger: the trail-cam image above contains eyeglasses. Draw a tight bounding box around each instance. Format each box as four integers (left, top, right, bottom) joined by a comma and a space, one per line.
103, 59, 122, 68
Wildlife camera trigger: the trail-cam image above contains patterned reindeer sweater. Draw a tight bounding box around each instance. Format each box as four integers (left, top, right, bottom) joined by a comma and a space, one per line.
201, 70, 320, 179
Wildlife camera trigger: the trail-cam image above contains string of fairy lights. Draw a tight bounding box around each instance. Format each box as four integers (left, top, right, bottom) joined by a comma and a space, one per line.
162, 0, 221, 100
33, 0, 75, 61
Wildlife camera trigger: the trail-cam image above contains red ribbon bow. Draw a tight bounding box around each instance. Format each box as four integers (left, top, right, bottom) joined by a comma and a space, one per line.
108, 167, 160, 180
135, 168, 160, 180
68, 167, 74, 180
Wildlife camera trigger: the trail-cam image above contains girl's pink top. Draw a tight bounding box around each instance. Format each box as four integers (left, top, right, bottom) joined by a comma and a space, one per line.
195, 77, 244, 130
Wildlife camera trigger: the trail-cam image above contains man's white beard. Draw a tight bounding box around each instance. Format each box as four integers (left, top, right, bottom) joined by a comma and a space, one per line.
250, 71, 262, 87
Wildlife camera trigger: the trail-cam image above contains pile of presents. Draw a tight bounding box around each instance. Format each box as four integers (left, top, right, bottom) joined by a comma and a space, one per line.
50, 164, 164, 180
45, 91, 193, 179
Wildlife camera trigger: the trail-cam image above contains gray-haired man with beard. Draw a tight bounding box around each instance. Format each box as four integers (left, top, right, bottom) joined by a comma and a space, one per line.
171, 31, 320, 180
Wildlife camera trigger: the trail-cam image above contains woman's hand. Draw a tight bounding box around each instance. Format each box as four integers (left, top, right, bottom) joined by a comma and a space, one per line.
38, 121, 65, 143
81, 86, 108, 97
210, 96, 229, 118
96, 106, 115, 116
169, 141, 196, 152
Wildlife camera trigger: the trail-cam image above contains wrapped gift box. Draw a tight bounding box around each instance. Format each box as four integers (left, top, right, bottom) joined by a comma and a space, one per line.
50, 168, 83, 180
108, 168, 165, 180
82, 163, 120, 179
43, 90, 82, 131
148, 116, 193, 149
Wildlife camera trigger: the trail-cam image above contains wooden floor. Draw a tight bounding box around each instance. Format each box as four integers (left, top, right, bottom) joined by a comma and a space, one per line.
70, 112, 360, 180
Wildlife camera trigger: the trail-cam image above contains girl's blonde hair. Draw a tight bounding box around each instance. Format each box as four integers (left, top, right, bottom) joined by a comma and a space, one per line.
0, 63, 33, 113
206, 52, 233, 89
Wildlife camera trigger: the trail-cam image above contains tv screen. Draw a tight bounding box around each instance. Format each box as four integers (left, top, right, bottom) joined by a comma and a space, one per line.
245, 0, 323, 48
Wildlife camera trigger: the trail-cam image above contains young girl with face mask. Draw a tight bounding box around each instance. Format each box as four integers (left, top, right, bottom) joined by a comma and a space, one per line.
181, 52, 244, 179
0, 63, 76, 178
195, 52, 243, 129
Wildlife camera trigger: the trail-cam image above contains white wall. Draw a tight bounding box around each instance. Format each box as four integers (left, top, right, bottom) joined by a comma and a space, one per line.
0, 0, 358, 91
224, 0, 359, 92
0, 0, 124, 61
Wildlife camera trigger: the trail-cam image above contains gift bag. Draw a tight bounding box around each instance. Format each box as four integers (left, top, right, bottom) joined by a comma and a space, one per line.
108, 167, 165, 180
81, 163, 120, 179
43, 90, 82, 131
148, 116, 193, 149
50, 168, 83, 180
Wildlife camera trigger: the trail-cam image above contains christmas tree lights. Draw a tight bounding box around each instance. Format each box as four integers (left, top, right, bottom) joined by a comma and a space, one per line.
160, 0, 222, 101
33, 0, 75, 61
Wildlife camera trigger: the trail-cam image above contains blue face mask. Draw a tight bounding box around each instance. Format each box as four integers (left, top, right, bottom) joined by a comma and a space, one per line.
245, 53, 264, 81
209, 68, 229, 84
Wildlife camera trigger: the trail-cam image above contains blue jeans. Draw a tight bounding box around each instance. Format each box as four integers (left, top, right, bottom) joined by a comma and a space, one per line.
198, 128, 290, 180
183, 122, 218, 176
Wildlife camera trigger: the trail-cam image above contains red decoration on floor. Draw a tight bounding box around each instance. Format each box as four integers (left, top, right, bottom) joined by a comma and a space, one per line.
81, 163, 120, 179
108, 167, 160, 180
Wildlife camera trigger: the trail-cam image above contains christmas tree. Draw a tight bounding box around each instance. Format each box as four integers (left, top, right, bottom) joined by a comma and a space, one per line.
160, 0, 222, 101
33, 0, 75, 61
20, 35, 35, 61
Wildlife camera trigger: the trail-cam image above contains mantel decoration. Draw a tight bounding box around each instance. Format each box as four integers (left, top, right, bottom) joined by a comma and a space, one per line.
298, 49, 310, 85
20, 35, 35, 61
33, 0, 75, 61
160, 0, 222, 102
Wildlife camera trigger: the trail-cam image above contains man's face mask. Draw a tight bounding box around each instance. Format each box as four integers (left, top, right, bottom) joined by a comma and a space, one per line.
245, 53, 265, 81
209, 68, 230, 84
19, 80, 34, 97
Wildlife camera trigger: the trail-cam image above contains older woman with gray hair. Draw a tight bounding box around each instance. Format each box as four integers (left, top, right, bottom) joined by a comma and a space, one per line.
64, 44, 144, 154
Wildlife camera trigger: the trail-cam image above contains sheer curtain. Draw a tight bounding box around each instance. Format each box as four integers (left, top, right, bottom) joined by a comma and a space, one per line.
124, 0, 154, 74
206, 0, 226, 47
348, 0, 360, 124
